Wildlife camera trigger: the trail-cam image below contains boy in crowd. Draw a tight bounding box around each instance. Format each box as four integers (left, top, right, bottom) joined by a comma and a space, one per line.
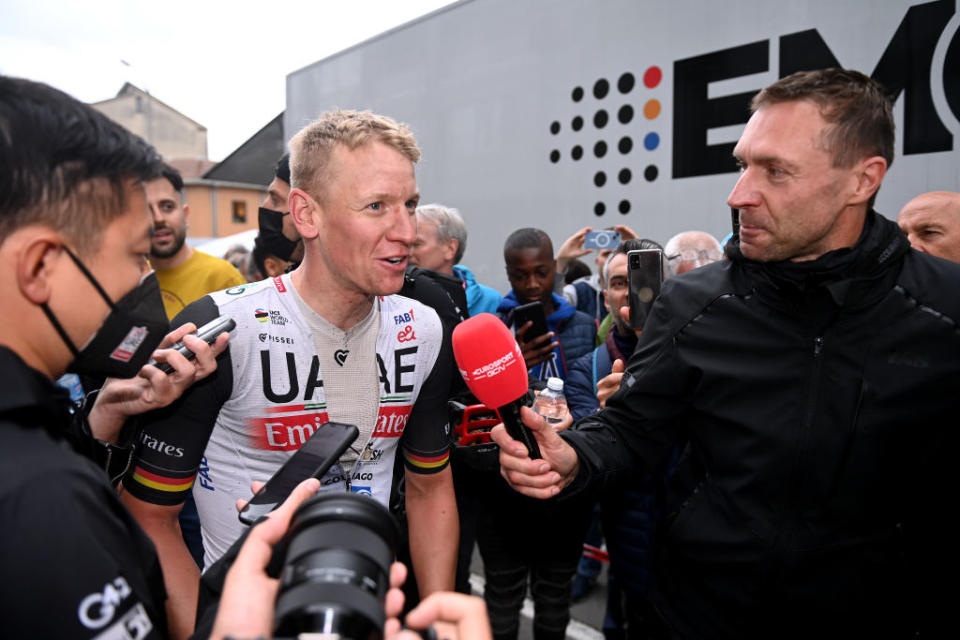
497, 227, 596, 381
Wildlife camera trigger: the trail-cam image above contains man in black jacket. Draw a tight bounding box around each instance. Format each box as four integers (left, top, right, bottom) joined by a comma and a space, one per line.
493, 68, 959, 639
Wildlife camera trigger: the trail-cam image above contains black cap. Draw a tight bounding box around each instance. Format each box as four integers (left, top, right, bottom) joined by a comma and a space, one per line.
274, 153, 290, 185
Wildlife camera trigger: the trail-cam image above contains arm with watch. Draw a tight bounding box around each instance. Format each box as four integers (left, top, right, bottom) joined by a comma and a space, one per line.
68, 320, 230, 482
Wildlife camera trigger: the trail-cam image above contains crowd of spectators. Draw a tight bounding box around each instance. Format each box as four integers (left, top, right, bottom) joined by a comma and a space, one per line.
2, 65, 959, 640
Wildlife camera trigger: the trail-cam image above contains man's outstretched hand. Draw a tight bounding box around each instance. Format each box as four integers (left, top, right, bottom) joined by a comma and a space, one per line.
491, 406, 580, 499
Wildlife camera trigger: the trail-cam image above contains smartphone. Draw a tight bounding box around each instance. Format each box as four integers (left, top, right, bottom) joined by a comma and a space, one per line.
512, 301, 549, 341
731, 206, 740, 237
238, 421, 359, 525
628, 249, 664, 330
584, 229, 621, 251
151, 315, 236, 374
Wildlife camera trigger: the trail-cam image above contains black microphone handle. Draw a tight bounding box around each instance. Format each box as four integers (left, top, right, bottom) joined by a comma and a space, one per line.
497, 400, 542, 460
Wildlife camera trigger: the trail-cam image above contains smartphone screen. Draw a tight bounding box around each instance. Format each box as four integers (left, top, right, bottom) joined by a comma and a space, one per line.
583, 230, 621, 250
238, 421, 359, 525
628, 249, 664, 330
512, 301, 549, 341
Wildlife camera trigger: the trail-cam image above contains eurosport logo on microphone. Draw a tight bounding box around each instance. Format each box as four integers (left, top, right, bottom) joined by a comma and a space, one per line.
463, 348, 522, 381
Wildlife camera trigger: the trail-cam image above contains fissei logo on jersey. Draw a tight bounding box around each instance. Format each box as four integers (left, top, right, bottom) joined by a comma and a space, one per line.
77, 576, 152, 639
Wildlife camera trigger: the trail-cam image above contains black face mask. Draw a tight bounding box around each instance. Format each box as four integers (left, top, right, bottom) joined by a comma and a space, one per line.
41, 247, 170, 378
258, 207, 301, 262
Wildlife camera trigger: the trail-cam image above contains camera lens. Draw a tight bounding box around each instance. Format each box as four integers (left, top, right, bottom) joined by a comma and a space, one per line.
273, 493, 399, 640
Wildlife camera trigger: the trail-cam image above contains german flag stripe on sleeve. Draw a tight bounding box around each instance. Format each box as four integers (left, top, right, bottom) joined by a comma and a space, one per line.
130, 466, 196, 493
404, 450, 450, 472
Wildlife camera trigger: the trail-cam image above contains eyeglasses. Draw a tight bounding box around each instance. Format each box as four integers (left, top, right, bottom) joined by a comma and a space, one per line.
666, 249, 722, 264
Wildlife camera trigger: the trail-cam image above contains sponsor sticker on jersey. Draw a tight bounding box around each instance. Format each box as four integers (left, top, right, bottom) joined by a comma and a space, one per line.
248, 404, 330, 450
359, 443, 385, 464
255, 308, 269, 323
372, 404, 412, 438
109, 326, 149, 362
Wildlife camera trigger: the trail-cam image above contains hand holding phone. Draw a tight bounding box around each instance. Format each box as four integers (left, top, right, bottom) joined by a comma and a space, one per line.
584, 230, 621, 251
238, 421, 359, 525
512, 301, 549, 341
151, 315, 236, 374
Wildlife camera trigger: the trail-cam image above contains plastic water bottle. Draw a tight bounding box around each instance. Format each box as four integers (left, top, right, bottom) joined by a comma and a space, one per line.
533, 377, 569, 426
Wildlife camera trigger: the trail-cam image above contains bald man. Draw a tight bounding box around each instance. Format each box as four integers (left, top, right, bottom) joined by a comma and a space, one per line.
897, 191, 960, 263
664, 230, 723, 276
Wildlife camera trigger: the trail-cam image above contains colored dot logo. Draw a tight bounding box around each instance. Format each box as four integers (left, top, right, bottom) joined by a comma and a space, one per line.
548, 65, 663, 217
254, 308, 269, 323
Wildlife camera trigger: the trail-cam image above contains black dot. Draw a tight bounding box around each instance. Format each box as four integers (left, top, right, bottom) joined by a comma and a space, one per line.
572, 86, 584, 102
618, 168, 632, 184
549, 149, 560, 163
593, 140, 607, 158
571, 145, 583, 161
594, 110, 609, 129
594, 202, 606, 216
593, 78, 609, 99
618, 105, 634, 124
618, 136, 633, 154
571, 115, 583, 131
644, 165, 658, 182
550, 121, 560, 135
618, 72, 635, 94
594, 171, 607, 187
618, 200, 631, 214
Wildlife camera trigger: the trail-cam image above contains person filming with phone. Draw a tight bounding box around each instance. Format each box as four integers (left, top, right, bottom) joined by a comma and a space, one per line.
497, 227, 596, 382
492, 69, 960, 639
470, 227, 596, 640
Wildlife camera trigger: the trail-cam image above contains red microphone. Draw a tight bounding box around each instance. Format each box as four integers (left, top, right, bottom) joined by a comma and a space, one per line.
452, 313, 541, 458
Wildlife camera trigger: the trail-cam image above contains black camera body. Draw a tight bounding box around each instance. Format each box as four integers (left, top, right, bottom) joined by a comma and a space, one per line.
273, 492, 399, 640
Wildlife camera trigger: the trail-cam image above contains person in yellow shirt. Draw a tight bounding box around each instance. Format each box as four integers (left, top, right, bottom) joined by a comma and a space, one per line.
144, 162, 247, 569
145, 164, 246, 320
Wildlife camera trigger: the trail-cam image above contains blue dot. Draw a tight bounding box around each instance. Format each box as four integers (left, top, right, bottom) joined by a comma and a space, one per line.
643, 132, 660, 151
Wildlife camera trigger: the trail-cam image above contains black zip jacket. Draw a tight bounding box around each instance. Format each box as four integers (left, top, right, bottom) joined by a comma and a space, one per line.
562, 211, 960, 639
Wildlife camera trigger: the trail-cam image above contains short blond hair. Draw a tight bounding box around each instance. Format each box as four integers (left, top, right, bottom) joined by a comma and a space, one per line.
288, 109, 421, 201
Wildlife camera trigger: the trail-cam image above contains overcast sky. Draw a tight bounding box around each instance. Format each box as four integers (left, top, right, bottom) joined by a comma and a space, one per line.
0, 0, 457, 160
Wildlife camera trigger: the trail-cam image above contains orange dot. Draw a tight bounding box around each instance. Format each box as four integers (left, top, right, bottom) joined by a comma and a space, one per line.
644, 99, 661, 119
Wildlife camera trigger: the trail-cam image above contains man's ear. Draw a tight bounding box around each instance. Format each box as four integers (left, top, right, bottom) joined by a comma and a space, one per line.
849, 156, 887, 206
444, 238, 459, 263
263, 255, 289, 278
289, 188, 320, 240
17, 233, 63, 305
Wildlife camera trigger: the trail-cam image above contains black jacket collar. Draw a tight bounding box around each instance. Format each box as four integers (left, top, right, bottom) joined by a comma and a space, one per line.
728, 210, 909, 311
0, 347, 72, 426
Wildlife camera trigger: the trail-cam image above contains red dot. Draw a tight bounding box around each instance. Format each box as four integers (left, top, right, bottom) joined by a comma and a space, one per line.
644, 66, 662, 89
